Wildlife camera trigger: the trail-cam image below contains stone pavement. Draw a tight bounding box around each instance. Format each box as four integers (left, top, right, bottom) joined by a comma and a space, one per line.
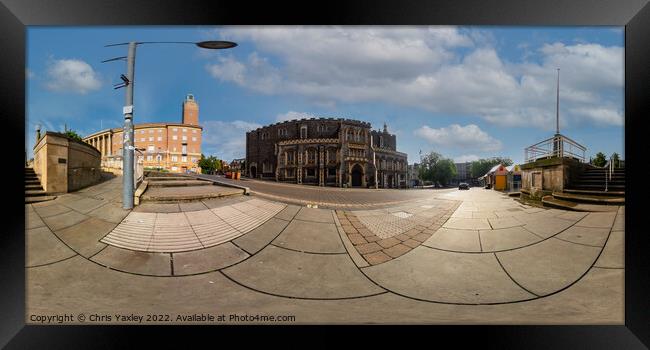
26, 178, 624, 323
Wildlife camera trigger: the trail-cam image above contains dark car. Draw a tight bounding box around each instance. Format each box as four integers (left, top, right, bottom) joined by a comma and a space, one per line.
458, 182, 470, 190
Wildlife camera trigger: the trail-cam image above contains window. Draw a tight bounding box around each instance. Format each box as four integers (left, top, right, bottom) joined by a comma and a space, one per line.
156, 155, 162, 162
192, 129, 197, 134
379, 136, 384, 147
172, 135, 178, 140
182, 145, 187, 154
263, 162, 272, 173
191, 157, 197, 163
140, 138, 145, 142
173, 147, 177, 152
300, 126, 307, 139
171, 156, 178, 162
286, 151, 294, 165
140, 130, 144, 134
192, 137, 197, 141
182, 128, 187, 133
158, 129, 162, 133
147, 145, 154, 152
157, 137, 162, 141
149, 137, 153, 141
182, 135, 187, 141
173, 128, 178, 132
182, 156, 187, 162
306, 168, 315, 177
172, 166, 178, 171
149, 130, 153, 133
147, 155, 153, 161
328, 168, 336, 176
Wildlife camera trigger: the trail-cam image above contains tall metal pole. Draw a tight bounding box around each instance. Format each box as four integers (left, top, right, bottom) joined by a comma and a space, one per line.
122, 42, 136, 209
556, 68, 560, 135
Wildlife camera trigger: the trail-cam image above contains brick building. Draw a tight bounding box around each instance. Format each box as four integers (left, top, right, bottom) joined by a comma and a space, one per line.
82, 94, 202, 173
246, 118, 407, 188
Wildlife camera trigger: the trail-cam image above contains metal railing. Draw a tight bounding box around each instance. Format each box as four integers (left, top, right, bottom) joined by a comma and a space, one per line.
525, 134, 586, 163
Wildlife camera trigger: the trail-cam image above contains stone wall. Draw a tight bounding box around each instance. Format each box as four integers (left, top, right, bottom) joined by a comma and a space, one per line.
520, 157, 589, 200
32, 132, 101, 194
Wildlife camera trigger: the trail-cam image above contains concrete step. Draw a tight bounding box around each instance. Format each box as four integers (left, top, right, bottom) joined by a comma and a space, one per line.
570, 184, 625, 190
25, 195, 57, 204
144, 176, 194, 181
25, 184, 43, 191
24, 175, 39, 180
25, 189, 47, 197
25, 180, 41, 185
563, 189, 625, 196
141, 185, 243, 203
553, 192, 624, 205
541, 196, 619, 212
147, 180, 214, 187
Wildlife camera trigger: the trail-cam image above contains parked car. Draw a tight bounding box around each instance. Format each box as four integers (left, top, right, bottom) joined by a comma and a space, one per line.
458, 182, 470, 190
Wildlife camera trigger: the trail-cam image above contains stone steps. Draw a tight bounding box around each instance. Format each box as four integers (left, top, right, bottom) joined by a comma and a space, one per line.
563, 189, 625, 196
552, 191, 624, 205
25, 195, 57, 204
541, 195, 619, 212
147, 180, 214, 187
145, 176, 194, 181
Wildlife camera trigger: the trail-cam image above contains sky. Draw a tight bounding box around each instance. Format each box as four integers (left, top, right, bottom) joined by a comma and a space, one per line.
26, 26, 625, 165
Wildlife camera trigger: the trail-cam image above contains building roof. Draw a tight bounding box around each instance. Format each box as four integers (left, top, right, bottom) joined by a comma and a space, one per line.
83, 122, 203, 139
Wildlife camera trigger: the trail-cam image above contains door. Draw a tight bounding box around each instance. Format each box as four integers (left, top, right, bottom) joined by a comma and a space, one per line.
495, 175, 506, 190
351, 164, 363, 187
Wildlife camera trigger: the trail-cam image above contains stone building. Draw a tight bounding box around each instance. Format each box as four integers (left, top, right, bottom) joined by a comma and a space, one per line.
82, 94, 202, 173
246, 118, 407, 188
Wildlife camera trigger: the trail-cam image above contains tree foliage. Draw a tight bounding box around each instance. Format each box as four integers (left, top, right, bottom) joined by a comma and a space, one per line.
64, 130, 83, 142
198, 154, 223, 174
591, 152, 607, 167
418, 151, 458, 187
470, 157, 513, 178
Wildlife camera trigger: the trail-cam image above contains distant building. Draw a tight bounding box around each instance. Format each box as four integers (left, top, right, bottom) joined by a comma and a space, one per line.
407, 163, 421, 187
230, 158, 245, 173
82, 94, 202, 173
246, 118, 407, 188
454, 161, 472, 184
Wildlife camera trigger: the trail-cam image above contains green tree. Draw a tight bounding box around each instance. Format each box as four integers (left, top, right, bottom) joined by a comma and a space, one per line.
611, 152, 620, 168
64, 130, 83, 142
198, 154, 221, 174
592, 152, 607, 167
418, 151, 458, 187
470, 157, 513, 178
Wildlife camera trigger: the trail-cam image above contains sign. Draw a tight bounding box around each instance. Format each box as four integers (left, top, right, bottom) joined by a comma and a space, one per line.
123, 105, 133, 115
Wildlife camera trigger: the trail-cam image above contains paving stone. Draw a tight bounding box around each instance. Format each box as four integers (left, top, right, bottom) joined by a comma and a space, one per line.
134, 203, 180, 213
422, 228, 481, 252
294, 207, 335, 223
363, 247, 535, 304
273, 204, 301, 221
232, 218, 290, 255
355, 242, 383, 255
341, 225, 358, 234
172, 242, 250, 275
91, 246, 172, 276
61, 196, 108, 214
472, 211, 497, 219
611, 212, 624, 231
356, 228, 374, 237
347, 233, 367, 245
26, 209, 46, 229
594, 230, 624, 268
575, 212, 617, 228
364, 235, 381, 243
41, 210, 89, 231
273, 219, 345, 254
478, 227, 542, 252
223, 245, 383, 298
26, 226, 77, 267
86, 201, 130, 224
443, 217, 491, 230
383, 244, 411, 258
496, 237, 601, 296
556, 211, 589, 221
179, 201, 209, 212
555, 226, 611, 247
201, 195, 247, 209
377, 237, 401, 249
488, 216, 523, 230
33, 203, 71, 218
394, 233, 410, 242
404, 229, 421, 237
402, 239, 421, 249
55, 217, 115, 257
522, 217, 575, 238
411, 232, 431, 243
363, 251, 392, 265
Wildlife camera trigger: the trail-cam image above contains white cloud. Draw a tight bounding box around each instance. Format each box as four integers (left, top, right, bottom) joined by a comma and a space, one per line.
204, 27, 622, 130
454, 154, 480, 163
414, 124, 502, 152
275, 111, 318, 122
201, 120, 261, 160
44, 59, 102, 94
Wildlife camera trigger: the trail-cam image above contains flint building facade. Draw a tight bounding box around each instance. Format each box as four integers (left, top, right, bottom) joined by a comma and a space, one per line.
82, 94, 202, 173
246, 118, 408, 188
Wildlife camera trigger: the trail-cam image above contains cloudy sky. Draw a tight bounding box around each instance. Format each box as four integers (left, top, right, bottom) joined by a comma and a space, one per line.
26, 26, 624, 164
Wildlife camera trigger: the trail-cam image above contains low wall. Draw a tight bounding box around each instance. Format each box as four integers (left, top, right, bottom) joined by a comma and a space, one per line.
520, 157, 589, 200
33, 132, 101, 194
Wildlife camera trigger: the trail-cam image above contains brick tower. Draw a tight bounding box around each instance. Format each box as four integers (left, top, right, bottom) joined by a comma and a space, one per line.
182, 93, 199, 125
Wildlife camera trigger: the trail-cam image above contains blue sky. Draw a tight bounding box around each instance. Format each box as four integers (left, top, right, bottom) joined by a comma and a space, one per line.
26, 26, 624, 165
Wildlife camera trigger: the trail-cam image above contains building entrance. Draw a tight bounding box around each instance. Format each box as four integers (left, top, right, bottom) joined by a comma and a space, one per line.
351, 164, 363, 187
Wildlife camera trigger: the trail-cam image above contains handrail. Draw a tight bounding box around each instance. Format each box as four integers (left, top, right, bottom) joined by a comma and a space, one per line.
525, 134, 586, 163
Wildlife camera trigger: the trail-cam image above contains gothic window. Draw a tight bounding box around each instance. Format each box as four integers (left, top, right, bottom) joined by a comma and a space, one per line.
300, 126, 307, 139
380, 136, 384, 147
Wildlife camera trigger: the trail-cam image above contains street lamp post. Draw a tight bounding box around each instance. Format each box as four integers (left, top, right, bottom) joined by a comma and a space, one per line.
104, 40, 237, 209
